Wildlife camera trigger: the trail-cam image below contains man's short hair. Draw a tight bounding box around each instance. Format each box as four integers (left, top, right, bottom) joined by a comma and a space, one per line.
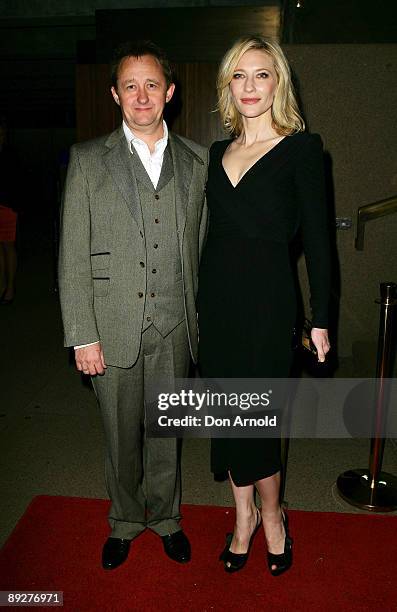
111, 40, 173, 89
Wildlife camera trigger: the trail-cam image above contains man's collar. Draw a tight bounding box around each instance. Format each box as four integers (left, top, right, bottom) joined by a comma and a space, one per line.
122, 120, 168, 149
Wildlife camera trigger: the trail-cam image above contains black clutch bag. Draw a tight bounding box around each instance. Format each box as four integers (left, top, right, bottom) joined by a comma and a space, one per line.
292, 319, 335, 378
301, 318, 318, 355
292, 318, 317, 356
292, 318, 331, 375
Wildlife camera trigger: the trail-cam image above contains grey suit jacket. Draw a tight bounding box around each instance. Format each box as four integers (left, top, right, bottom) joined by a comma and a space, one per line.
58, 127, 208, 368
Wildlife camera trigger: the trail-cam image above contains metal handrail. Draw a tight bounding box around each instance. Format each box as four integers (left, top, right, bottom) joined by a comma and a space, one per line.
355, 196, 397, 250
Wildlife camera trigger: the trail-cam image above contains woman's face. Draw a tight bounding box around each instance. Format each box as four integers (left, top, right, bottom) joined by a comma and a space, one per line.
229, 49, 278, 121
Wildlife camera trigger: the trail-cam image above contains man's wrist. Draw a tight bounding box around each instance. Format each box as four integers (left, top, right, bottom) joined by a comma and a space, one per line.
74, 341, 100, 350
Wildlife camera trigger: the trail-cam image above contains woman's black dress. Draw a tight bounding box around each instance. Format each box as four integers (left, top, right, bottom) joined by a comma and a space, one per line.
197, 132, 330, 486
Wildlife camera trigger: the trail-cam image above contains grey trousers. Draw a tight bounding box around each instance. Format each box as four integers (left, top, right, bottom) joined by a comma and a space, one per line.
92, 322, 190, 539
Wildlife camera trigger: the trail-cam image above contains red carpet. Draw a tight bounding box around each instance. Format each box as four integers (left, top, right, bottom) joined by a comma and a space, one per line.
1, 496, 396, 612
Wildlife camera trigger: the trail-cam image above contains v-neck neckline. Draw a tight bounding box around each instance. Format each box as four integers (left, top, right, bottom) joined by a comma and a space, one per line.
221, 136, 288, 189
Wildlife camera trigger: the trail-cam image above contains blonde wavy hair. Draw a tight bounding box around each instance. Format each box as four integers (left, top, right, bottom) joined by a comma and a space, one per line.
217, 35, 305, 137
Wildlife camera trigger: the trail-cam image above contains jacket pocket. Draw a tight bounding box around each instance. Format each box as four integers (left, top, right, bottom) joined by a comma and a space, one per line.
91, 252, 110, 271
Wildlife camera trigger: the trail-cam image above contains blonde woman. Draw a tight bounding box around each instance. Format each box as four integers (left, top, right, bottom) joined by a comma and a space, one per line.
197, 36, 330, 575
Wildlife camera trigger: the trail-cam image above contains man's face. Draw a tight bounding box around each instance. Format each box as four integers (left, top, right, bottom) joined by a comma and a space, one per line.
111, 54, 175, 133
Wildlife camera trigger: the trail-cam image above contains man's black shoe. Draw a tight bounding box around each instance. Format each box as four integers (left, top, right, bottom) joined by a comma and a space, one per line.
161, 530, 191, 563
102, 537, 131, 570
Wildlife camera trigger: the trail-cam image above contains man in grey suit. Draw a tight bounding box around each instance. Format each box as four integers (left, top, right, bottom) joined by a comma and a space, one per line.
58, 41, 208, 569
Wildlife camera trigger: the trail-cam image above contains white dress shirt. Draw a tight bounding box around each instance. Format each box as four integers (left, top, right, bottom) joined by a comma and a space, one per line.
75, 121, 168, 350
123, 120, 168, 189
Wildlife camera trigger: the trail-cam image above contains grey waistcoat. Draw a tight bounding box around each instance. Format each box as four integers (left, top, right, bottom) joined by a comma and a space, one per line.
130, 145, 185, 337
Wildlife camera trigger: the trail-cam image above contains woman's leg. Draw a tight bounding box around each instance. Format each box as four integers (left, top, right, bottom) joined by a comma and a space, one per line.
228, 473, 258, 554
255, 471, 286, 570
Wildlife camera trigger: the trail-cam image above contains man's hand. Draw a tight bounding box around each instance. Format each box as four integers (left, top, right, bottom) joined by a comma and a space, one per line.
75, 342, 107, 376
311, 328, 331, 363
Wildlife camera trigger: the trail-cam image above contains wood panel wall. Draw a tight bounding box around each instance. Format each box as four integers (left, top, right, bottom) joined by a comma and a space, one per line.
171, 63, 225, 145
76, 64, 118, 141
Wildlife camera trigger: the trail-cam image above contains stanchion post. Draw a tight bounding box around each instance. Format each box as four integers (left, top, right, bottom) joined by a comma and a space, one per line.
369, 283, 396, 488
336, 282, 397, 511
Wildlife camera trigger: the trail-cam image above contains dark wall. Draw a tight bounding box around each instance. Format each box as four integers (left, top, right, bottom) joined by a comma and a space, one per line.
95, 6, 280, 63
286, 0, 397, 43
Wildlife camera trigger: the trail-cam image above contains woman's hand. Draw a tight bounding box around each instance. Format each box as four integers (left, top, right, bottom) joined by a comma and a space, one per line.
311, 328, 330, 363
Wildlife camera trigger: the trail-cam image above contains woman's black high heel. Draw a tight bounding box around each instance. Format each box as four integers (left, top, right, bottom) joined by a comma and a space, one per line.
267, 511, 293, 577
220, 508, 261, 573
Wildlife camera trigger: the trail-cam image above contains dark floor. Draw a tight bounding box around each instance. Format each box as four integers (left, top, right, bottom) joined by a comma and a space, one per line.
1, 241, 397, 548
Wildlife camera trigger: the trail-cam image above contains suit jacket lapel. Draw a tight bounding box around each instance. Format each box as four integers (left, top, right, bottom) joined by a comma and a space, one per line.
103, 128, 143, 230
169, 132, 193, 239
